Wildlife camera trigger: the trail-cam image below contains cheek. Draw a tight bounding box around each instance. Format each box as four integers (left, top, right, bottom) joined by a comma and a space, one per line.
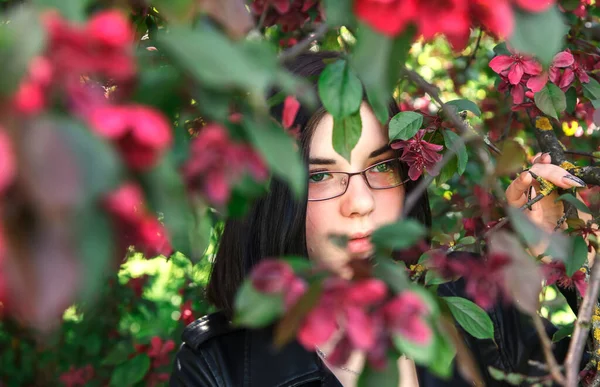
305, 202, 333, 248
372, 187, 404, 225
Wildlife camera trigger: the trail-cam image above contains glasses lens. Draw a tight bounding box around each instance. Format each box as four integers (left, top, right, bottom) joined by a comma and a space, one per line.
308, 172, 348, 200
365, 159, 403, 188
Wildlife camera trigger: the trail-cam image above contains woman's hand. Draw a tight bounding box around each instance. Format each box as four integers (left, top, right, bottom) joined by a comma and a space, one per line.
505, 152, 587, 233
504, 152, 595, 263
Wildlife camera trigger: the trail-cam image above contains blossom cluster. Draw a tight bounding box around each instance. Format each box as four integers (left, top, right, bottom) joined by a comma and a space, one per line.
104, 183, 172, 258
183, 124, 268, 205
354, 0, 555, 50
391, 129, 443, 180
250, 0, 322, 33
249, 260, 433, 370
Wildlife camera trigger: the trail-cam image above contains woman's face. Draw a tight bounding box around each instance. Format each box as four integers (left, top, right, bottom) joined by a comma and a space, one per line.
306, 102, 405, 279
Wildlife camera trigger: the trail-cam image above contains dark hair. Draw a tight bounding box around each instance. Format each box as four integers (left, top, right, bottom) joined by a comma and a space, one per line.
206, 51, 431, 317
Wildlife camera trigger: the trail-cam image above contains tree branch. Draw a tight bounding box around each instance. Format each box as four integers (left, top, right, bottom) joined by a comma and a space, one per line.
279, 23, 328, 63
565, 254, 600, 387
532, 313, 566, 385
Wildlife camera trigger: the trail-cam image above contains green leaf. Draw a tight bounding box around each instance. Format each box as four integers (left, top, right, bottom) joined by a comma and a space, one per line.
425, 269, 452, 286
372, 256, 410, 294
357, 354, 399, 387
322, 0, 356, 28
351, 24, 414, 124
534, 83, 566, 120
442, 130, 468, 175
76, 205, 115, 302
282, 256, 313, 274
152, 0, 194, 22
102, 343, 135, 366
582, 78, 600, 101
494, 140, 526, 176
492, 42, 511, 56
389, 112, 423, 141
442, 297, 494, 340
158, 25, 275, 94
31, 0, 91, 21
428, 328, 456, 379
110, 354, 150, 387
332, 112, 362, 162
488, 366, 506, 381
0, 6, 47, 96
508, 6, 568, 65
445, 99, 481, 116
436, 157, 458, 187
318, 60, 363, 118
233, 280, 285, 328
552, 324, 574, 342
140, 156, 194, 259
393, 332, 436, 365
555, 193, 592, 214
245, 120, 306, 199
566, 235, 588, 277
565, 87, 577, 114
371, 219, 427, 250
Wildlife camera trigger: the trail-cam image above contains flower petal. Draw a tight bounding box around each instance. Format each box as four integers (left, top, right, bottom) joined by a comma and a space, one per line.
297, 306, 338, 349
489, 55, 515, 74
553, 51, 575, 68
345, 307, 375, 350
514, 0, 554, 12
527, 72, 548, 92
508, 63, 525, 85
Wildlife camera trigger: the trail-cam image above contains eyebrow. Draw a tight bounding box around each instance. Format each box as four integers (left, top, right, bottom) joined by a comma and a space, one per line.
308, 144, 392, 165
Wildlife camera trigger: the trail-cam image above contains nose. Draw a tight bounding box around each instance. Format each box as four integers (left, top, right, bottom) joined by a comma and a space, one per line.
340, 173, 375, 218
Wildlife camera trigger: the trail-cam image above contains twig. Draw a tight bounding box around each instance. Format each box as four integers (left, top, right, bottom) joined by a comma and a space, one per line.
532, 313, 566, 385
565, 254, 600, 387
463, 29, 484, 74
279, 23, 328, 63
499, 111, 514, 142
564, 150, 600, 160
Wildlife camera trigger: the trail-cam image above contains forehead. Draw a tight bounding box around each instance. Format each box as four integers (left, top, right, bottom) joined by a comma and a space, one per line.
308, 102, 389, 162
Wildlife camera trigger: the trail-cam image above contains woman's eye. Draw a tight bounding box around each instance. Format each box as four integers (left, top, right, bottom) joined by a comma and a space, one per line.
309, 172, 331, 182
371, 162, 391, 173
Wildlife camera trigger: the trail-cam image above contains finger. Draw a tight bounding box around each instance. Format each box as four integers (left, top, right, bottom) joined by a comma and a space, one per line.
531, 152, 542, 163
532, 152, 551, 165
529, 163, 586, 189
506, 171, 533, 207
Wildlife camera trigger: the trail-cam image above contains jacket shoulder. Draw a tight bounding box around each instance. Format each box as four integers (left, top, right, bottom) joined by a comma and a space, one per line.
181, 311, 239, 350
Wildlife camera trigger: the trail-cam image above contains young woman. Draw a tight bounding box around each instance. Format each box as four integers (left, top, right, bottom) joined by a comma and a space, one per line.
169, 52, 586, 386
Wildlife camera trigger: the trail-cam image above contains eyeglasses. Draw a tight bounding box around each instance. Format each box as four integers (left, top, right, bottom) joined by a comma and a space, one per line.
307, 157, 409, 201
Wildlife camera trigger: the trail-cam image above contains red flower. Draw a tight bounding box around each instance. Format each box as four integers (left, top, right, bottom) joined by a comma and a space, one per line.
59, 364, 94, 387
527, 51, 575, 92
282, 96, 301, 129
543, 261, 587, 297
391, 129, 443, 180
104, 183, 172, 257
431, 253, 512, 309
88, 104, 172, 170
490, 49, 542, 85
251, 260, 296, 294
181, 299, 195, 326
183, 124, 268, 205
414, 0, 470, 50
147, 336, 176, 368
0, 128, 16, 194
297, 279, 387, 353
354, 0, 417, 36
85, 10, 132, 48
380, 290, 432, 344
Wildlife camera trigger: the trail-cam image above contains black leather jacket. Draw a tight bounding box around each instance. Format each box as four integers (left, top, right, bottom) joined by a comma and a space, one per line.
169, 278, 579, 387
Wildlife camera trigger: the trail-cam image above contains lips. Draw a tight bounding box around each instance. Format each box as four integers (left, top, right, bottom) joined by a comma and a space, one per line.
347, 231, 373, 255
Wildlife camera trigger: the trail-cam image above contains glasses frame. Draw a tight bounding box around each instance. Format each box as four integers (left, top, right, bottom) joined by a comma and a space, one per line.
307, 157, 410, 202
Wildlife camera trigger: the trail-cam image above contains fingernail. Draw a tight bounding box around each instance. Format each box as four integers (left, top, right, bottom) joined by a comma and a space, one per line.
562, 174, 586, 187
542, 152, 551, 160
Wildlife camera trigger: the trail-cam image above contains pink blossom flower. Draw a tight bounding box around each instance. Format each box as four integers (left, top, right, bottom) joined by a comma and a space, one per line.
490, 49, 542, 85
0, 129, 16, 194
183, 124, 268, 205
380, 290, 432, 344
251, 260, 296, 294
297, 279, 387, 354
88, 104, 173, 170
282, 96, 301, 129
391, 129, 443, 180
527, 51, 575, 92
85, 10, 132, 48
147, 336, 176, 368
181, 299, 195, 326
543, 261, 587, 297
59, 364, 94, 387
